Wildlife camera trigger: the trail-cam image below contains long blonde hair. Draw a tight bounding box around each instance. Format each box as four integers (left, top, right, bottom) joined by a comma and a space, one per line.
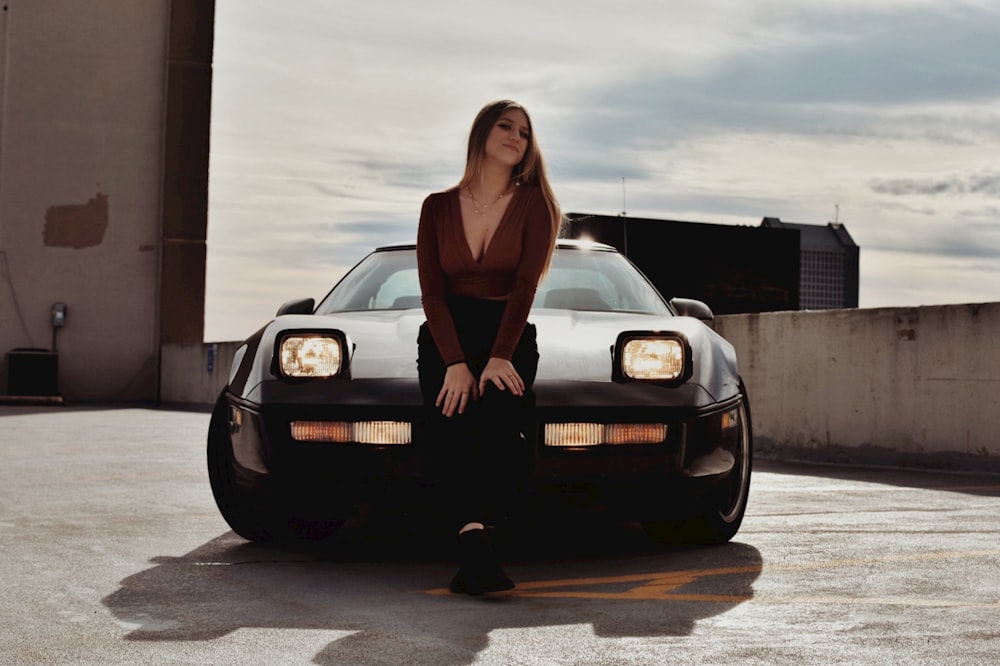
458, 100, 561, 273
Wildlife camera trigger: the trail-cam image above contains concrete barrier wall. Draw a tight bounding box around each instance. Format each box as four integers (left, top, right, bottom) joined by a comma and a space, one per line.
162, 302, 1000, 469
713, 302, 1000, 469
160, 341, 241, 409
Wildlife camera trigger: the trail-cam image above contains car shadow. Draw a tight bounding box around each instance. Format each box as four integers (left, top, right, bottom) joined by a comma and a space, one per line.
756, 459, 1000, 498
102, 511, 762, 664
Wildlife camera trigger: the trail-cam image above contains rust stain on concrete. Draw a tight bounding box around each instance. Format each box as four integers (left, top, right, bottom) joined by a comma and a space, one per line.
43, 192, 109, 248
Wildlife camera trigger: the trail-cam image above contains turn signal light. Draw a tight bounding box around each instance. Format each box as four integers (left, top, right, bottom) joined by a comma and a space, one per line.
290, 420, 411, 445
544, 423, 667, 447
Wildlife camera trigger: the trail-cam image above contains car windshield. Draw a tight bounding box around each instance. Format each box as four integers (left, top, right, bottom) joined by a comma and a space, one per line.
315, 246, 672, 316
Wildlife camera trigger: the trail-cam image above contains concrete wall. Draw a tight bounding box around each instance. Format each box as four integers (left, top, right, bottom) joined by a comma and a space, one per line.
0, 0, 213, 402
160, 341, 240, 409
161, 302, 1000, 470
714, 302, 1000, 470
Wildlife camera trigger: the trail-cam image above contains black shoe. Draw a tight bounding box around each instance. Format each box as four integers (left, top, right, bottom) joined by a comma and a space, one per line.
449, 528, 515, 595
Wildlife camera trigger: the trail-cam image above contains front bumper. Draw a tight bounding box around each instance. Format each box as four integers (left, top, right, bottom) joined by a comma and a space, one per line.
226, 377, 743, 506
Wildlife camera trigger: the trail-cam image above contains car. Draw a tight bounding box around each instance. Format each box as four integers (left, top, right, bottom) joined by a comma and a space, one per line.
207, 239, 752, 545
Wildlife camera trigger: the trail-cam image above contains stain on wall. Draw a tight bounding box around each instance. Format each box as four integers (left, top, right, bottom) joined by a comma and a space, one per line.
43, 192, 109, 248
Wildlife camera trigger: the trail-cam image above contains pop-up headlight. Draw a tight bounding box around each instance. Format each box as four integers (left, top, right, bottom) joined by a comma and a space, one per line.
279, 334, 343, 378
623, 338, 683, 380
614, 333, 690, 384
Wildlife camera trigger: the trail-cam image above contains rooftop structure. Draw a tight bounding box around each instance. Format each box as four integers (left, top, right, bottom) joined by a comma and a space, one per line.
562, 213, 859, 314
761, 217, 860, 310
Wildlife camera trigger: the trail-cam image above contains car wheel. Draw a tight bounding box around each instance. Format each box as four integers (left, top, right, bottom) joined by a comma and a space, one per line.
642, 381, 753, 545
207, 392, 344, 543
207, 391, 281, 541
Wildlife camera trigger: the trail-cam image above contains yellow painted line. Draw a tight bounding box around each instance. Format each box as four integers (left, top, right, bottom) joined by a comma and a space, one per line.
425, 549, 1000, 605
426, 566, 760, 598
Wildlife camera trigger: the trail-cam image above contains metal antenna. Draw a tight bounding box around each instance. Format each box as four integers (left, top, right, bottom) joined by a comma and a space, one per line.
621, 177, 627, 217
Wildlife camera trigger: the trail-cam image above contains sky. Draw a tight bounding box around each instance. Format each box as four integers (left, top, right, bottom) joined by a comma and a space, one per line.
205, 0, 1000, 342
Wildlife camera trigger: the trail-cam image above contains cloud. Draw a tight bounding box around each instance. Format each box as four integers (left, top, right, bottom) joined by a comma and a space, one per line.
870, 172, 1000, 197
700, 6, 1000, 106
559, 4, 1000, 149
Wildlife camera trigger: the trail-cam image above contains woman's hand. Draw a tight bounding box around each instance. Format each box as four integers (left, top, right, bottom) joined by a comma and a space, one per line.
436, 362, 476, 417
479, 357, 524, 397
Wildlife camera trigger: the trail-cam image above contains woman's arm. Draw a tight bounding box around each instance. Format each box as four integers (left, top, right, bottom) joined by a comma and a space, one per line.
417, 193, 477, 416
417, 193, 465, 366
489, 187, 553, 361
478, 188, 552, 397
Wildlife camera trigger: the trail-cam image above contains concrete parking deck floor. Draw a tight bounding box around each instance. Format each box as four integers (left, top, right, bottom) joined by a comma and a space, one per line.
2, 406, 998, 665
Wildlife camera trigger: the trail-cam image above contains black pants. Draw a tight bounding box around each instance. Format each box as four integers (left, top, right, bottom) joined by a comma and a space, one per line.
417, 295, 539, 530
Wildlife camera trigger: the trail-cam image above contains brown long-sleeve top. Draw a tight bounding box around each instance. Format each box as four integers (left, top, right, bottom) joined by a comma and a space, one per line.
417, 183, 553, 366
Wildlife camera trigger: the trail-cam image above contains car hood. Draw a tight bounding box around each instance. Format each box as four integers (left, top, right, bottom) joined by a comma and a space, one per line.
268, 308, 734, 385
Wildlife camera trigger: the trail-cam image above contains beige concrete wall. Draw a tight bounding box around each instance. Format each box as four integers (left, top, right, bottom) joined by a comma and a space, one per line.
0, 1, 213, 401
714, 302, 1000, 466
160, 341, 240, 408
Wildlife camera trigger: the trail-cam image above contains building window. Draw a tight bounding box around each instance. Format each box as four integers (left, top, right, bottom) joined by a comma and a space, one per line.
801, 249, 845, 310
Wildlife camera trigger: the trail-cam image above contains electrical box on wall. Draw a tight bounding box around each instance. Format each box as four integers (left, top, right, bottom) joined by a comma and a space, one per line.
52, 302, 67, 328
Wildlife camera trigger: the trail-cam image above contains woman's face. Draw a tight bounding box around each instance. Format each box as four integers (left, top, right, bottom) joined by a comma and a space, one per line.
484, 108, 531, 170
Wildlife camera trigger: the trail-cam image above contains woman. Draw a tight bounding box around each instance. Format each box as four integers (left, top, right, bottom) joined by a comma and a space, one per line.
416, 100, 561, 595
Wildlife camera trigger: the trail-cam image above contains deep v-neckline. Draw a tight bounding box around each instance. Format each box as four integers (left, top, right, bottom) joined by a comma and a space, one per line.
456, 186, 518, 264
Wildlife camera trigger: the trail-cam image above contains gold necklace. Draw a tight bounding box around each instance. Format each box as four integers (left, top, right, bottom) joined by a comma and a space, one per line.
466, 186, 508, 216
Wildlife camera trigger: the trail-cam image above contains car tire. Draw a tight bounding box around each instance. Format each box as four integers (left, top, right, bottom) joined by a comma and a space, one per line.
207, 391, 280, 541
642, 381, 753, 545
207, 391, 344, 543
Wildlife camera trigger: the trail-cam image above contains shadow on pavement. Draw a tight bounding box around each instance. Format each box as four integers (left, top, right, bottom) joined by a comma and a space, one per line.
756, 459, 1000, 498
103, 512, 762, 665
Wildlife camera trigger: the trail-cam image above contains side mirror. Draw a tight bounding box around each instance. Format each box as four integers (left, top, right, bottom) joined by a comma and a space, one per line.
275, 298, 315, 316
669, 297, 714, 322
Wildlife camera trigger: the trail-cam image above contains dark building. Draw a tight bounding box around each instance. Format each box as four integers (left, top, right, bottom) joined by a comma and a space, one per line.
562, 213, 859, 314
761, 217, 859, 310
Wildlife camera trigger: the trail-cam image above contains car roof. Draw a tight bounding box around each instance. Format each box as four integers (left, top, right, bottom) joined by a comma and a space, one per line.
374, 238, 618, 253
